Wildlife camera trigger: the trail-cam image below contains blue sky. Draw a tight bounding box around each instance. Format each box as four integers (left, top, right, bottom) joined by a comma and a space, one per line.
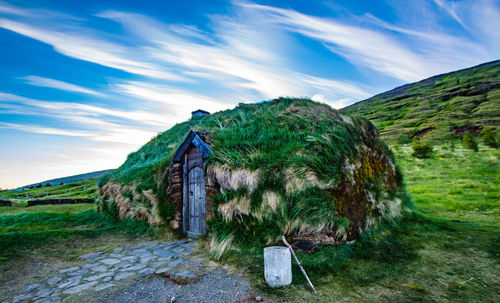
0, 0, 499, 188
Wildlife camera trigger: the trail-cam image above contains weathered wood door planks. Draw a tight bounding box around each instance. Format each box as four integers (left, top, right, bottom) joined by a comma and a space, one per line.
188, 166, 206, 236
184, 146, 207, 238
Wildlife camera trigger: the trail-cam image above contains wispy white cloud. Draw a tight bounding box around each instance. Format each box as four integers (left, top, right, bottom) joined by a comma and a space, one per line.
236, 1, 498, 82
361, 13, 487, 73
0, 109, 158, 146
0, 92, 164, 145
469, 0, 500, 51
432, 0, 468, 29
0, 92, 169, 127
113, 82, 231, 116
0, 18, 183, 81
98, 11, 305, 97
0, 122, 93, 137
100, 11, 371, 104
236, 2, 427, 82
21, 75, 104, 96
1, 6, 370, 106
0, 1, 497, 115
0, 1, 27, 16
0, 0, 84, 21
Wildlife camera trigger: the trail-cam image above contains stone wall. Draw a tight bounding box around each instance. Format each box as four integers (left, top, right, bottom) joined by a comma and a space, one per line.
0, 199, 12, 206
166, 163, 183, 229
205, 180, 219, 219
27, 199, 94, 206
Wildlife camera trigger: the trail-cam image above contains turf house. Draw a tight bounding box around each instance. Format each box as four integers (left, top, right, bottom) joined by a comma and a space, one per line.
97, 98, 411, 255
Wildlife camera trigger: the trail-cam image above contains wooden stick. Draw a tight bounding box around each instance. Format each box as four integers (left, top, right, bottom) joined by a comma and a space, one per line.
282, 236, 317, 294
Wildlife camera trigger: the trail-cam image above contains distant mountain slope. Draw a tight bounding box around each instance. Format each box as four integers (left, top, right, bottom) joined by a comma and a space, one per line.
17, 169, 114, 190
342, 60, 500, 143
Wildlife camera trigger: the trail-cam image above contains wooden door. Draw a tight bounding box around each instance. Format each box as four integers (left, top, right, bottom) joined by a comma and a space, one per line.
188, 166, 206, 237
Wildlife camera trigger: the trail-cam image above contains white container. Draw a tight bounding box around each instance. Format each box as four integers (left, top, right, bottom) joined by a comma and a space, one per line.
264, 246, 292, 287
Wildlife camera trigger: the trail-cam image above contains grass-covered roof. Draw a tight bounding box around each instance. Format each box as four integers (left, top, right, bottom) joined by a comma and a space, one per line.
98, 98, 412, 254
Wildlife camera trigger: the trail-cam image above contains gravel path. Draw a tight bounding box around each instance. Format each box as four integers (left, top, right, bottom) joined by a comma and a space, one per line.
7, 240, 262, 303
94, 268, 253, 303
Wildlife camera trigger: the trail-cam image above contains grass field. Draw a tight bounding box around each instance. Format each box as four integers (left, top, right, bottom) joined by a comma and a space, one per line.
0, 179, 96, 203
0, 144, 498, 302
0, 178, 157, 300
0, 200, 166, 301
395, 143, 499, 226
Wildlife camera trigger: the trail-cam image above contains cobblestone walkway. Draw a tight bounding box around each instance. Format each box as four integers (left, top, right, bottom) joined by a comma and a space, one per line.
9, 240, 203, 303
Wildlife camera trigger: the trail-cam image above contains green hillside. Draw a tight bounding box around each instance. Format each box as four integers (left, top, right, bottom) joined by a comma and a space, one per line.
0, 179, 97, 210
342, 60, 500, 144
17, 169, 114, 190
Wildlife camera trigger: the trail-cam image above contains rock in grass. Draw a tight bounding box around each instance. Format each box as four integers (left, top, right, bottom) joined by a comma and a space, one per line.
84, 272, 114, 282
114, 262, 133, 270
79, 251, 105, 260
63, 281, 98, 294
150, 260, 169, 268
23, 283, 42, 293
101, 258, 121, 265
167, 259, 183, 268
81, 262, 100, 269
90, 265, 108, 272
114, 272, 135, 281
35, 288, 55, 298
155, 267, 170, 274
140, 256, 156, 264
175, 271, 197, 279
129, 249, 152, 258
66, 270, 85, 277
172, 247, 185, 254
12, 293, 32, 303
57, 281, 75, 289
57, 275, 83, 289
149, 242, 165, 250
58, 266, 79, 274
139, 268, 155, 276
153, 249, 177, 258
46, 277, 61, 285
121, 256, 138, 262
94, 283, 114, 291
173, 240, 189, 245
119, 263, 146, 272
157, 257, 173, 262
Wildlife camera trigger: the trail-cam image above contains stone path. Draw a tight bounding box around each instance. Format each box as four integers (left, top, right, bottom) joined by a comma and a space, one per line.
8, 240, 200, 303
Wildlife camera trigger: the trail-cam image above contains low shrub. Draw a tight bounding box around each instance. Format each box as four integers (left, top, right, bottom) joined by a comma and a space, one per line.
463, 133, 479, 152
156, 187, 175, 222
411, 138, 433, 158
101, 199, 119, 222
482, 128, 498, 149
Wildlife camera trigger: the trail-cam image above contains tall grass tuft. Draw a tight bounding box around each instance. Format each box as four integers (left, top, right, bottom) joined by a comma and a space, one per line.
463, 133, 479, 152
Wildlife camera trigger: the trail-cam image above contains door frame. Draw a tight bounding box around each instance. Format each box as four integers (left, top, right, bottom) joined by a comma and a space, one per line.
182, 150, 207, 238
